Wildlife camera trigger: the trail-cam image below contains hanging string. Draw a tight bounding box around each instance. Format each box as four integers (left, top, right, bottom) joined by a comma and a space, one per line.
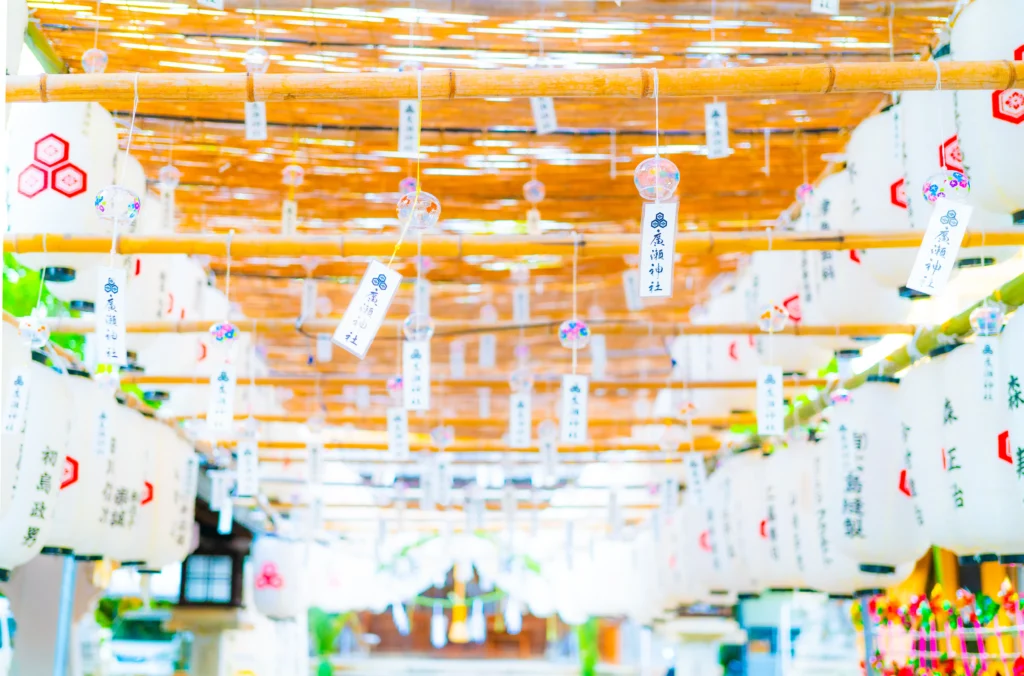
887, 3, 895, 63
571, 232, 579, 376
766, 225, 775, 367
34, 235, 48, 312
110, 74, 140, 266
800, 132, 809, 187
609, 129, 617, 179
92, 0, 100, 50
652, 68, 661, 205
388, 69, 423, 269
763, 128, 771, 176
249, 320, 257, 416
224, 229, 234, 321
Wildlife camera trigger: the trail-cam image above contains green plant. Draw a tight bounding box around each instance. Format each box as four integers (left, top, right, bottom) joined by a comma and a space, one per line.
309, 607, 351, 676
3, 254, 86, 358
576, 617, 598, 676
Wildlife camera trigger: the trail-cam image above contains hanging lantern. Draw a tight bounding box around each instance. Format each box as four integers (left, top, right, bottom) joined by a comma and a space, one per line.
829, 376, 929, 573
6, 102, 120, 310
801, 171, 912, 339
757, 444, 813, 591
96, 405, 151, 564
42, 371, 114, 557
846, 106, 918, 291
900, 46, 1017, 267
251, 535, 308, 620
687, 282, 759, 414
705, 453, 764, 596
935, 325, 1024, 563
746, 253, 832, 373
950, 0, 1024, 218
899, 346, 960, 553
0, 362, 72, 579
142, 429, 199, 570
800, 438, 912, 595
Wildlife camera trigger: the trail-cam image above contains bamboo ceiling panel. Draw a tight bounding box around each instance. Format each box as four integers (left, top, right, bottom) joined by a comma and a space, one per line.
23, 0, 954, 422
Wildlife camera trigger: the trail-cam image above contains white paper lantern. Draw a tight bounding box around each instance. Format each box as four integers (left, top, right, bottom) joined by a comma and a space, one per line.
98, 406, 150, 563
689, 283, 759, 413
936, 331, 1024, 561
847, 107, 918, 290
900, 56, 1017, 266
251, 535, 308, 620
747, 254, 832, 373
42, 371, 114, 556
801, 438, 911, 595
802, 171, 912, 334
950, 0, 1024, 217
0, 362, 71, 578
142, 428, 199, 570
899, 349, 956, 552
757, 444, 813, 591
1, 324, 33, 511
830, 377, 929, 573
714, 452, 765, 595
6, 0, 28, 80
7, 102, 124, 308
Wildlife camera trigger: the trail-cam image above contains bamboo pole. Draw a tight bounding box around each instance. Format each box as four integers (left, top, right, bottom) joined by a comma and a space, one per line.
231, 437, 721, 453
789, 270, 1024, 427
43, 316, 915, 338
121, 373, 828, 391
177, 412, 757, 428
7, 230, 1023, 258
7, 61, 1023, 103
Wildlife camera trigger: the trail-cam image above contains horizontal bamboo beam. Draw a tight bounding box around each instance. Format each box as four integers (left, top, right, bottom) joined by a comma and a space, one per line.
181, 412, 757, 428
235, 437, 720, 453
45, 316, 914, 338
789, 270, 1024, 427
7, 61, 1024, 103
6, 230, 1022, 259
122, 373, 827, 391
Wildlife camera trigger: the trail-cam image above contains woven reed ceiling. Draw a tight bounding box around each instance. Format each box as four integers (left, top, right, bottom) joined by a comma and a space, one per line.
28, 0, 953, 423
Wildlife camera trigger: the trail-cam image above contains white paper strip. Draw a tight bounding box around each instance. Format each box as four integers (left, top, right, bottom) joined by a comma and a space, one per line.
980, 336, 998, 405
332, 260, 402, 359
159, 189, 175, 232
559, 374, 590, 445
449, 339, 466, 378
309, 495, 324, 534
810, 0, 839, 14
704, 102, 731, 160
436, 457, 452, 507
197, 0, 223, 8
206, 361, 237, 434
352, 384, 369, 410
281, 199, 298, 235
95, 266, 128, 366
756, 366, 785, 436
403, 340, 431, 411
235, 437, 259, 498
386, 407, 410, 459
622, 269, 644, 311
590, 335, 607, 380
905, 198, 972, 296
398, 100, 420, 155
512, 285, 530, 324
478, 387, 491, 418
683, 454, 708, 505
3, 368, 30, 435
414, 279, 431, 317
244, 102, 267, 141
502, 485, 517, 530
300, 278, 317, 320
478, 333, 497, 369
638, 201, 678, 298
661, 477, 679, 514
608, 490, 622, 539
538, 430, 558, 475
92, 402, 112, 458
316, 334, 332, 363
209, 470, 227, 512
217, 497, 234, 535
508, 392, 532, 449
530, 97, 558, 135
307, 442, 325, 487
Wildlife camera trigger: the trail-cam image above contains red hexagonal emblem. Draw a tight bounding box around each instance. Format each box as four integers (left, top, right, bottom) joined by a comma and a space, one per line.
61, 456, 79, 489
51, 163, 87, 198
33, 133, 70, 167
141, 481, 154, 505
17, 165, 48, 198
890, 178, 908, 209
992, 44, 1024, 124
939, 135, 964, 173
